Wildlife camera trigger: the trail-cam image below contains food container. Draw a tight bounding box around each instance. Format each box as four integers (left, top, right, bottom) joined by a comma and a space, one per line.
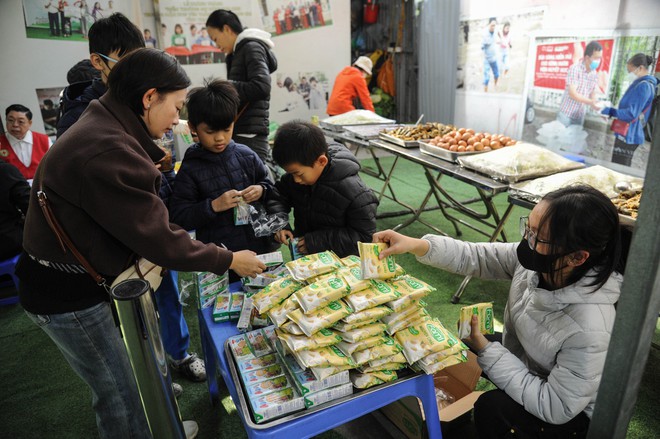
319, 110, 396, 132
343, 124, 405, 140
458, 142, 584, 183
418, 140, 483, 163
378, 132, 421, 148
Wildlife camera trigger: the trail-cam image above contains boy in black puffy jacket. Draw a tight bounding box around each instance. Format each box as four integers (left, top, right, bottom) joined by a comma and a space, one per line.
266, 120, 378, 257
169, 80, 277, 281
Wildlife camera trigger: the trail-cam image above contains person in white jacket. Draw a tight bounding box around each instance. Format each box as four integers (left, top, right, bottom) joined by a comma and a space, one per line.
375, 185, 623, 438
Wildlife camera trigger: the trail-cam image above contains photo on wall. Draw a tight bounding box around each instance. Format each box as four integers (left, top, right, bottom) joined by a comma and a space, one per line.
155, 0, 253, 65
35, 86, 65, 138
270, 71, 331, 123
22, 0, 120, 41
457, 8, 545, 95
258, 0, 332, 37
521, 31, 660, 175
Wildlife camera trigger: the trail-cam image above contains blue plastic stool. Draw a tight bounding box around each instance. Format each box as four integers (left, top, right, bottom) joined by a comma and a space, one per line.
198, 283, 443, 439
0, 254, 20, 306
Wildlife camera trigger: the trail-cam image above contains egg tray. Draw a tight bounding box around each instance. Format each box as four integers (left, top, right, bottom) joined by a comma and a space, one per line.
418, 140, 485, 163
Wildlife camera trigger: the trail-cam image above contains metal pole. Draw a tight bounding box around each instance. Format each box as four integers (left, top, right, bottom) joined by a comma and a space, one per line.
587, 106, 660, 438
110, 279, 185, 439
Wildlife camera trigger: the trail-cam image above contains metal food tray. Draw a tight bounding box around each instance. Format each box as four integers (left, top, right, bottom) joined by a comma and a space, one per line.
418, 140, 484, 163
343, 124, 405, 140
378, 132, 423, 148
224, 339, 418, 429
319, 118, 396, 133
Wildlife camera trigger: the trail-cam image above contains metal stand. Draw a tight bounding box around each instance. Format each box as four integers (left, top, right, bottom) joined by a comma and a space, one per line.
110, 279, 185, 439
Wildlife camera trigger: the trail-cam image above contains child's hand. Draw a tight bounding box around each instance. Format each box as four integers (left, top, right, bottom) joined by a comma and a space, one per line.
275, 229, 294, 244
462, 315, 490, 353
297, 237, 308, 254
240, 185, 263, 203
230, 250, 266, 278
373, 230, 430, 258
211, 190, 241, 212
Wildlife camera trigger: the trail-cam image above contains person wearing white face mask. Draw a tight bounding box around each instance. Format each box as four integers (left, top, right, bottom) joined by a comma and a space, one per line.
556, 41, 603, 127
597, 53, 658, 166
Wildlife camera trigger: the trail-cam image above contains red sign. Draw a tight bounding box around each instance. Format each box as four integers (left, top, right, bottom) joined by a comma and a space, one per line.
533, 39, 614, 90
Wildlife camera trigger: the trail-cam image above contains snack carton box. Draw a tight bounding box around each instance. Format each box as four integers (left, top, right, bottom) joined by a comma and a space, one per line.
212, 292, 232, 323
257, 251, 285, 268
246, 375, 293, 398
249, 387, 305, 424
237, 353, 279, 373
230, 292, 245, 320
303, 382, 353, 408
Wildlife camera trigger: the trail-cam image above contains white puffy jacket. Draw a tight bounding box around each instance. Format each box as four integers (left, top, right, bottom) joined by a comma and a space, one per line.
418, 235, 622, 424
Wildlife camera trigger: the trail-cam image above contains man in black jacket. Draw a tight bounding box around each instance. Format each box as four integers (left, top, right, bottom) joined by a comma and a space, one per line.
0, 161, 30, 260
267, 120, 378, 257
56, 13, 144, 139
206, 9, 278, 169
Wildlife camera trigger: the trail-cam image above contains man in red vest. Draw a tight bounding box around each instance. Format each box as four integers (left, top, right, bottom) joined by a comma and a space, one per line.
0, 104, 52, 180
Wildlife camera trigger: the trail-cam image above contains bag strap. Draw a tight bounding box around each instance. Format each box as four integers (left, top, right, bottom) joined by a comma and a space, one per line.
36, 162, 108, 289
636, 80, 657, 124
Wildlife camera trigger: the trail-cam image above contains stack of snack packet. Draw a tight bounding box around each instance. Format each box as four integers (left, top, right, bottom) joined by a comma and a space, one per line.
194, 270, 228, 309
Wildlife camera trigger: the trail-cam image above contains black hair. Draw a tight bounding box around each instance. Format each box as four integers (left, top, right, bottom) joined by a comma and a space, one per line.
538, 185, 621, 291
206, 9, 243, 34
273, 120, 328, 167
585, 41, 603, 57
44, 99, 54, 107
283, 77, 294, 90
67, 59, 102, 84
628, 53, 654, 69
310, 76, 317, 82
186, 79, 240, 130
107, 48, 191, 116
88, 13, 144, 58
144, 28, 151, 33
488, 17, 497, 24
5, 104, 32, 120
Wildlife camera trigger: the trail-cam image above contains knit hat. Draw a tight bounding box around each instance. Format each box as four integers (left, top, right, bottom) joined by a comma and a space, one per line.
353, 56, 373, 76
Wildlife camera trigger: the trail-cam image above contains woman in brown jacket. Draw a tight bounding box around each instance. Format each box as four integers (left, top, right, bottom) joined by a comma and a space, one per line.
17, 48, 265, 439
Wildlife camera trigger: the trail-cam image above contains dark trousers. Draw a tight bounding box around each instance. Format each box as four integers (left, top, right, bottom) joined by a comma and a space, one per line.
611, 137, 639, 166
474, 389, 590, 438
48, 12, 60, 35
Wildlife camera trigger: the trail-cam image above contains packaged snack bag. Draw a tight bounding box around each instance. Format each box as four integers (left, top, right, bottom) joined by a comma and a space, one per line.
385, 276, 435, 311
295, 345, 357, 369
333, 318, 379, 333
395, 318, 459, 364
338, 322, 387, 343
337, 267, 371, 293
277, 328, 343, 352
294, 275, 351, 314
358, 242, 397, 280
416, 350, 468, 374
267, 295, 299, 327
280, 321, 305, 335
352, 338, 404, 365
418, 338, 469, 366
385, 308, 430, 335
341, 305, 393, 325
310, 364, 354, 381
335, 334, 391, 356
251, 276, 303, 314
350, 370, 398, 389
458, 302, 494, 339
381, 301, 425, 327
285, 251, 343, 282
340, 254, 361, 268
359, 362, 407, 373
368, 352, 407, 369
287, 300, 353, 337
344, 280, 401, 312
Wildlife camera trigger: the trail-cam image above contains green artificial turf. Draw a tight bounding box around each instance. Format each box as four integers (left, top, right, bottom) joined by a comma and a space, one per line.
0, 155, 657, 438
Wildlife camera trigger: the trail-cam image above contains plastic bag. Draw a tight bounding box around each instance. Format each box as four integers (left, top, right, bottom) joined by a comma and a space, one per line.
248, 203, 289, 237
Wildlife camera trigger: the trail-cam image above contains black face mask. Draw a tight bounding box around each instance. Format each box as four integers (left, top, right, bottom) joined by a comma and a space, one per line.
516, 238, 567, 274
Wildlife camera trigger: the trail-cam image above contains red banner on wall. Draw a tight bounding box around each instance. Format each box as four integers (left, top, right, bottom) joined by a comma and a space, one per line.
533, 39, 614, 90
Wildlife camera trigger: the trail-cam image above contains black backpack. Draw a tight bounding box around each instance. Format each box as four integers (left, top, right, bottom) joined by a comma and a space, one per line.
643, 79, 659, 143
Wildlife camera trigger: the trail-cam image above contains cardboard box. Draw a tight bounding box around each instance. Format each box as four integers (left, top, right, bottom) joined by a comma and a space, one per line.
379, 351, 484, 439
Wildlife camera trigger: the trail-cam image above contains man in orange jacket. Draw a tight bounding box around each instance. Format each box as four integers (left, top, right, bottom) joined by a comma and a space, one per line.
326, 56, 375, 116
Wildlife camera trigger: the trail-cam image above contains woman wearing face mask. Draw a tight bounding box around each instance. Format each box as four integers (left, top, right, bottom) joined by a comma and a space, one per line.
374, 185, 623, 439
597, 53, 658, 166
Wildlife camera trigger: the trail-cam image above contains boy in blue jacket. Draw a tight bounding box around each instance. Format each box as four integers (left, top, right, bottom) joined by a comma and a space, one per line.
170, 80, 277, 281
266, 120, 378, 257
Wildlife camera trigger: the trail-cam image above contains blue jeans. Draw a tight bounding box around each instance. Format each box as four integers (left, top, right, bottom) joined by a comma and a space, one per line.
154, 270, 190, 361
25, 302, 152, 439
483, 56, 500, 86
556, 111, 584, 127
